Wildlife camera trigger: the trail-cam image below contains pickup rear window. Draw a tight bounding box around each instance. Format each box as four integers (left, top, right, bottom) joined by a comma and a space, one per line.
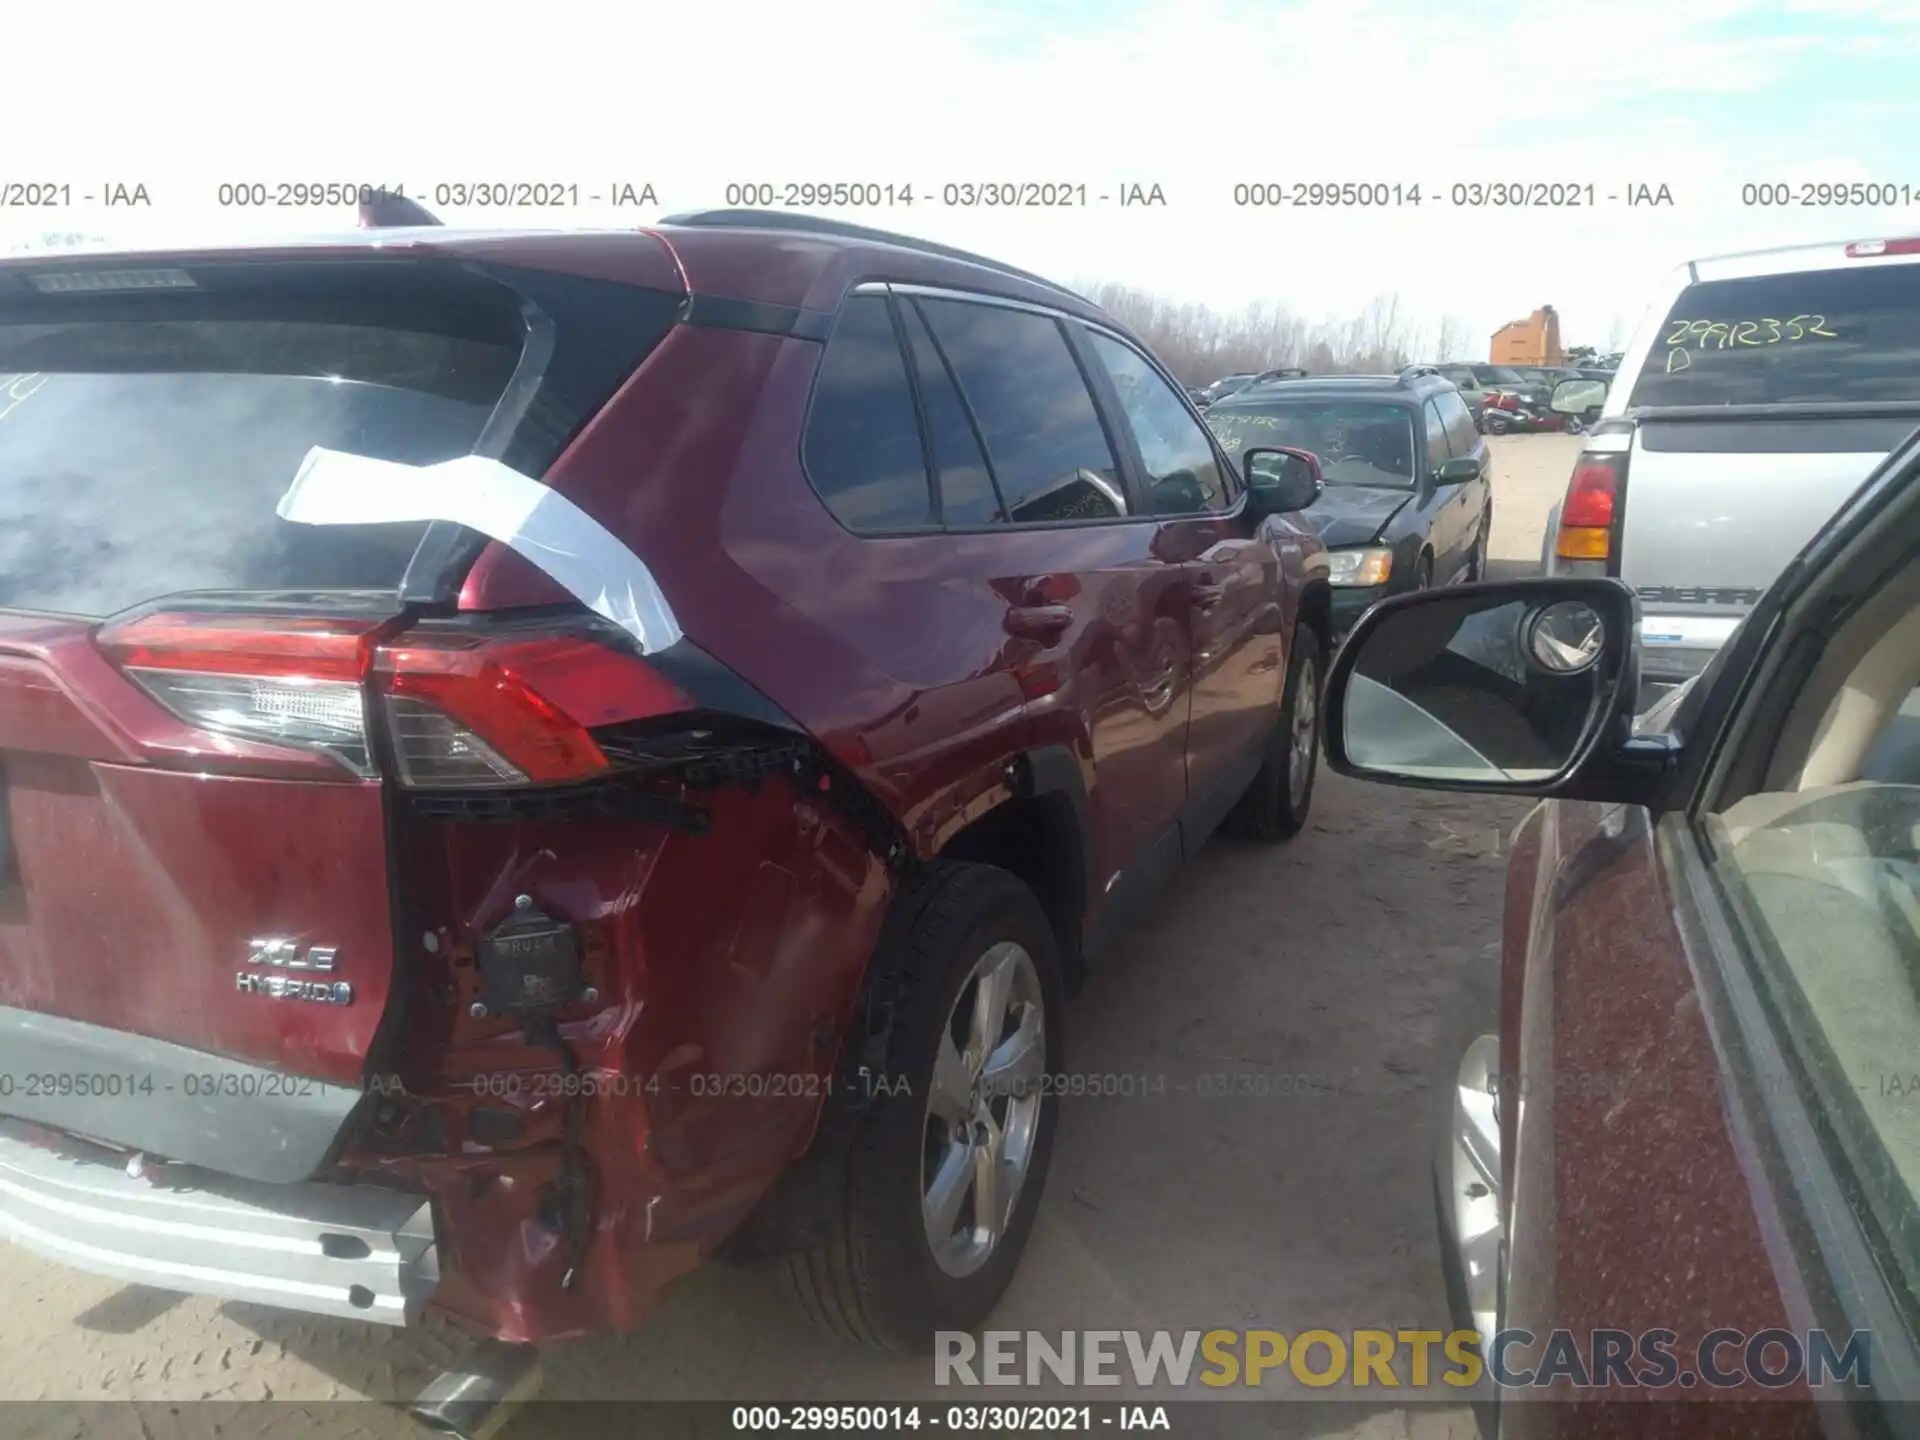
1629, 263, 1920, 407
0, 260, 681, 618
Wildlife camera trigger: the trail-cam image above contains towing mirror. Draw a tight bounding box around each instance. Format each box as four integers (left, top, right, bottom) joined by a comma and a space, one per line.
1324, 578, 1667, 801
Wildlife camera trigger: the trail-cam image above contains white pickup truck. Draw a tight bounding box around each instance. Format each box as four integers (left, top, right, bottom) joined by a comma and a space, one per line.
1540, 235, 1920, 706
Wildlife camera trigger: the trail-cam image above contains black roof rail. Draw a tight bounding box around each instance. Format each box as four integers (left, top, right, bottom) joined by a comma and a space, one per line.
1399, 364, 1442, 380
1252, 367, 1310, 382
656, 209, 1088, 304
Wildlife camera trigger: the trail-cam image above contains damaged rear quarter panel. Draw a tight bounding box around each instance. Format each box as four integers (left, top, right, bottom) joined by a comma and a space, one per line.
351, 324, 908, 1341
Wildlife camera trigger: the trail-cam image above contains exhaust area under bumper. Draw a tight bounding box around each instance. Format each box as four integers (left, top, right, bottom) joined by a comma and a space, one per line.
0, 1118, 439, 1324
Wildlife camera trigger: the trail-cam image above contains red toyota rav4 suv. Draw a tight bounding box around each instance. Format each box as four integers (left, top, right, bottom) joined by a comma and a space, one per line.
0, 212, 1330, 1357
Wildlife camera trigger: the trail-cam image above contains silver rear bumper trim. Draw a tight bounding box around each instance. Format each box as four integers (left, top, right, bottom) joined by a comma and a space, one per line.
0, 1119, 438, 1325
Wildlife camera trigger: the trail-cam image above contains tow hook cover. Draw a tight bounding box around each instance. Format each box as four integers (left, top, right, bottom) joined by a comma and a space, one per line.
475, 897, 583, 1020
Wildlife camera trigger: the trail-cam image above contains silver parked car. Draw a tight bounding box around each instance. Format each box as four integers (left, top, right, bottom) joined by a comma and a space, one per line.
1542, 234, 1920, 705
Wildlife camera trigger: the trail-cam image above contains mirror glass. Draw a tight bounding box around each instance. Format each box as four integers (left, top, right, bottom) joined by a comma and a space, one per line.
1245, 448, 1321, 511
1550, 378, 1607, 414
1342, 592, 1614, 782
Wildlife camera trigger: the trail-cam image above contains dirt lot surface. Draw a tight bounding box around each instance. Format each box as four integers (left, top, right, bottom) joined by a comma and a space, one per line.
1, 438, 1586, 1440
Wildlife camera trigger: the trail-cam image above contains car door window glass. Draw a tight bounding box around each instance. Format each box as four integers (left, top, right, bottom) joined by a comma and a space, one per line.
919, 298, 1125, 525
1422, 398, 1452, 465
900, 300, 1004, 527
1085, 330, 1231, 515
1435, 390, 1479, 457
1708, 576, 1920, 1301
801, 295, 933, 531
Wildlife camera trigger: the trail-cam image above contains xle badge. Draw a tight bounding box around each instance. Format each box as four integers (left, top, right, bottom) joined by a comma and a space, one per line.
238, 938, 352, 1006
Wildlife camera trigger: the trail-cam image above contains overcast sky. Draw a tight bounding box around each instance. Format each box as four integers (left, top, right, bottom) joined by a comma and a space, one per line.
4, 0, 1916, 355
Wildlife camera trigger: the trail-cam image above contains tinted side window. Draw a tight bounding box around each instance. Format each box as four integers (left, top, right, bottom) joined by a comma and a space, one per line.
802, 295, 932, 531
1628, 264, 1920, 406
918, 298, 1124, 525
1435, 390, 1479, 457
1442, 367, 1478, 391
1422, 398, 1452, 464
899, 300, 1003, 527
1085, 331, 1231, 514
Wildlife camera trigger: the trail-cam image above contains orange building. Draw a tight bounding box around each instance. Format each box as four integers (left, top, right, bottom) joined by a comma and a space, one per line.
1490, 305, 1564, 365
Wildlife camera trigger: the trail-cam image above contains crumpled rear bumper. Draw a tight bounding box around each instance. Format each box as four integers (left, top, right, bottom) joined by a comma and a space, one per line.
0, 1118, 439, 1325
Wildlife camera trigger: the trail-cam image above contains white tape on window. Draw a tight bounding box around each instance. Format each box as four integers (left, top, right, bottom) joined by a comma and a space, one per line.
277, 447, 683, 654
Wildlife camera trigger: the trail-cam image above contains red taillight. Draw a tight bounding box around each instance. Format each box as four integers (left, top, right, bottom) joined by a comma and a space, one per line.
372, 630, 688, 787
96, 607, 689, 787
1846, 237, 1920, 258
97, 608, 390, 775
98, 610, 383, 681
1555, 455, 1624, 562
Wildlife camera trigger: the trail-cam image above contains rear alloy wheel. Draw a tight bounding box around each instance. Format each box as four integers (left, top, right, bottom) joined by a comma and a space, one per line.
1225, 625, 1322, 842
786, 862, 1065, 1350
923, 941, 1047, 1278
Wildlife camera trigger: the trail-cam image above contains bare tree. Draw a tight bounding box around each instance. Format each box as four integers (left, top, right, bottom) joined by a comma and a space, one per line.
1434, 314, 1473, 362
1079, 281, 1437, 383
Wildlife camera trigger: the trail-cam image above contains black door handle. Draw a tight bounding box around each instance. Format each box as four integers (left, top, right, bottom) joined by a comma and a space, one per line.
1003, 604, 1074, 641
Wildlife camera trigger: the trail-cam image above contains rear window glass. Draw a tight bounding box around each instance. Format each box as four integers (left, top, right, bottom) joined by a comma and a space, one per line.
0, 330, 511, 617
0, 262, 681, 619
1628, 263, 1920, 407
1207, 401, 1418, 488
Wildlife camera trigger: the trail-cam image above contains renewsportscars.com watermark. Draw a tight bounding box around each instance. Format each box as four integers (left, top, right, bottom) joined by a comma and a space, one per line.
936, 1328, 1872, 1390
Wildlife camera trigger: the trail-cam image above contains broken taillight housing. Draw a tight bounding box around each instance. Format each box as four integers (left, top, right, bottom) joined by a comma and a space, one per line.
96, 602, 690, 787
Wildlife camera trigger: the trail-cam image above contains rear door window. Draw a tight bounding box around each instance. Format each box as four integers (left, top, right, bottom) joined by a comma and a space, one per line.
0, 262, 679, 619
918, 298, 1126, 525
1435, 390, 1479, 456
1629, 263, 1920, 407
1422, 397, 1452, 464
899, 299, 1004, 527
802, 294, 935, 531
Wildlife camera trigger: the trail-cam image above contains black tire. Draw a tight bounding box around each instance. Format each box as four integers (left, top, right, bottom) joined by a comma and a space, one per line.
785, 862, 1066, 1350
1414, 552, 1434, 591
1224, 626, 1323, 842
1465, 507, 1492, 582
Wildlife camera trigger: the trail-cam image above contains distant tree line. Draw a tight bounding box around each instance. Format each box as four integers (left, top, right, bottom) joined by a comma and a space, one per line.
1080, 282, 1487, 385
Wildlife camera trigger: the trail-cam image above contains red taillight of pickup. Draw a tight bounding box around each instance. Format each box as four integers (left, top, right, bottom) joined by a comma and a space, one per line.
1554, 453, 1627, 566
94, 604, 692, 786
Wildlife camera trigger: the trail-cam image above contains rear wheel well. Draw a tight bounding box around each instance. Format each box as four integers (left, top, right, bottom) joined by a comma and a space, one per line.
937, 793, 1085, 989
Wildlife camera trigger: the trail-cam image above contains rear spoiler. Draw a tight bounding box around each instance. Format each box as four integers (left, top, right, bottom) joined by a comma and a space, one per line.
358, 192, 443, 228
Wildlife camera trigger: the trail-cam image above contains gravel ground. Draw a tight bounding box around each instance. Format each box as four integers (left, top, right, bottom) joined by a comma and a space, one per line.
0, 437, 1587, 1440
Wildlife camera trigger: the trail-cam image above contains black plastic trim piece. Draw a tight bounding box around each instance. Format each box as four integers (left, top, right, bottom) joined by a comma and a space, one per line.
683, 292, 834, 341
406, 778, 712, 831
0, 1006, 362, 1185
645, 638, 810, 732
